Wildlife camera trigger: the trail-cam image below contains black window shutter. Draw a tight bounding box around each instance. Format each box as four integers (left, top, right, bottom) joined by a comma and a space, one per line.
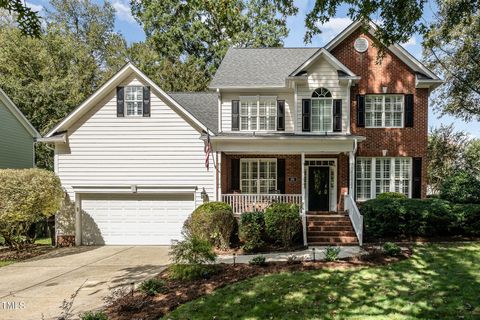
302, 99, 311, 132
231, 158, 240, 191
412, 157, 422, 198
356, 95, 365, 127
405, 94, 414, 127
143, 86, 151, 117
333, 99, 342, 132
277, 100, 285, 131
116, 87, 125, 117
277, 159, 286, 194
231, 100, 240, 131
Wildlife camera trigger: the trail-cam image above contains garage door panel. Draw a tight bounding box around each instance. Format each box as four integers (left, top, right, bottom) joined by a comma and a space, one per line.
81, 193, 194, 245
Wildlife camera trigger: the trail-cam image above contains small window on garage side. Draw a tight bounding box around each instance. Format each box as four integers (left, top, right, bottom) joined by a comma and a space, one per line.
125, 86, 143, 116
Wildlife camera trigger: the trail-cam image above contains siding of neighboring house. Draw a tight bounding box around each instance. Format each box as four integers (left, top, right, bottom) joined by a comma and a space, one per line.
56, 75, 215, 209
0, 100, 34, 168
331, 29, 429, 197
220, 91, 295, 132
296, 56, 349, 132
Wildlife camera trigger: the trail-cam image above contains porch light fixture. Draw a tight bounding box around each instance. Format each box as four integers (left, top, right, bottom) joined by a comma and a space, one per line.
382, 86, 388, 93
201, 187, 209, 203
312, 247, 316, 262
382, 149, 388, 156
131, 185, 137, 193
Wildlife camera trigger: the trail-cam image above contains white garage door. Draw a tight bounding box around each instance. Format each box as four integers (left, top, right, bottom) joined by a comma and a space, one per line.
80, 193, 195, 245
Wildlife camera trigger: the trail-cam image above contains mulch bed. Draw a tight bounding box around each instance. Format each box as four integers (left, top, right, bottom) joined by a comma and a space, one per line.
105, 247, 412, 320
365, 236, 480, 245
0, 244, 55, 263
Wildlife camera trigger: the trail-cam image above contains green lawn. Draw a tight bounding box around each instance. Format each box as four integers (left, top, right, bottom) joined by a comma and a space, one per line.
0, 260, 14, 267
168, 243, 480, 320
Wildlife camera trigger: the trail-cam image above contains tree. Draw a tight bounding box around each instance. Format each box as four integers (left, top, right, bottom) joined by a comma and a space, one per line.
131, 0, 296, 90
464, 139, 480, 177
427, 125, 469, 193
0, 0, 42, 36
296, 0, 480, 120
0, 169, 63, 250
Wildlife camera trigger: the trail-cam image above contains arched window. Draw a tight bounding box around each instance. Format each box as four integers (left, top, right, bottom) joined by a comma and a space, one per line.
311, 87, 332, 98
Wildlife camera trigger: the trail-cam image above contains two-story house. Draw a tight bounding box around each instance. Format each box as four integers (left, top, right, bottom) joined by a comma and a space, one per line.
43, 20, 442, 247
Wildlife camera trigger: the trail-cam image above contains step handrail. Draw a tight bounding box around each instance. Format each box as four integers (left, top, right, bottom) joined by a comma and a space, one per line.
344, 194, 363, 246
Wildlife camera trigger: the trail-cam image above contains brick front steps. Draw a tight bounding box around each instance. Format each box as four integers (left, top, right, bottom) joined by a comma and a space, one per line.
306, 212, 359, 246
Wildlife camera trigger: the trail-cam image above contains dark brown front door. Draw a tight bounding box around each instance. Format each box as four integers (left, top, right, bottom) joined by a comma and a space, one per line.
308, 167, 330, 211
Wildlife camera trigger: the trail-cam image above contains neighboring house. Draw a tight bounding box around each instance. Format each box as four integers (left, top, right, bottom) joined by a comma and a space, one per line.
43, 21, 442, 247
0, 88, 40, 168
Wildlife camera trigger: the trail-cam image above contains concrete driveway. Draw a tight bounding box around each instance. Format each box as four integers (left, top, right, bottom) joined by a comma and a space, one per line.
0, 246, 170, 320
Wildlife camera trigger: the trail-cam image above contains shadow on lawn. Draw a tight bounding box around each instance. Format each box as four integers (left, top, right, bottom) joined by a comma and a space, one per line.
169, 243, 480, 319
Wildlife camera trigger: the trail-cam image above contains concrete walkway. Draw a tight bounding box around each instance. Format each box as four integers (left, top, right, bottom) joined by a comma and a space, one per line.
218, 246, 365, 264
0, 246, 169, 320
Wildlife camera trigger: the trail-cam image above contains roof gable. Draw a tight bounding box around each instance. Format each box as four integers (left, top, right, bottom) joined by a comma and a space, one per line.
290, 48, 356, 77
46, 63, 212, 138
0, 88, 40, 138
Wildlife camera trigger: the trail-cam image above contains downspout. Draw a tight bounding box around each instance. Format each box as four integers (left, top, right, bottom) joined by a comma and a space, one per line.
217, 88, 222, 133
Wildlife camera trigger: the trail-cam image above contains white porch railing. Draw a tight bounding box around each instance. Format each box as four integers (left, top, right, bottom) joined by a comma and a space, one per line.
222, 194, 302, 215
344, 194, 363, 246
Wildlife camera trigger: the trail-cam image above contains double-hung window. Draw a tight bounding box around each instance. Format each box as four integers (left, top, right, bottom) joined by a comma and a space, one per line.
365, 95, 403, 128
311, 87, 333, 132
125, 86, 143, 116
240, 159, 277, 194
240, 96, 276, 131
356, 157, 412, 200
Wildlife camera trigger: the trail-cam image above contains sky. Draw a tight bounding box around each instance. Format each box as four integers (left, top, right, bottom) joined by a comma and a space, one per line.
25, 0, 480, 137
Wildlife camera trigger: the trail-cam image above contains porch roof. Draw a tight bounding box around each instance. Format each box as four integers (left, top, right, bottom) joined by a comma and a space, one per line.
208, 133, 365, 153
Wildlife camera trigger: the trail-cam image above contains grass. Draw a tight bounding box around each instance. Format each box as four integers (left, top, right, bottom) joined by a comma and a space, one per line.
0, 260, 15, 267
35, 237, 52, 246
168, 243, 480, 320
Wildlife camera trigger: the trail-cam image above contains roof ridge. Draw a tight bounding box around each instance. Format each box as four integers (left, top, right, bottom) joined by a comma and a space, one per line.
168, 91, 216, 94
230, 47, 321, 50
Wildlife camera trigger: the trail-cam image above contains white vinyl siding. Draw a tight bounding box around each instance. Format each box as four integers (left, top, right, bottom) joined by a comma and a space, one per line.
239, 96, 276, 131
356, 157, 412, 200
365, 95, 404, 128
296, 56, 347, 132
221, 92, 294, 132
56, 76, 215, 236
240, 159, 277, 194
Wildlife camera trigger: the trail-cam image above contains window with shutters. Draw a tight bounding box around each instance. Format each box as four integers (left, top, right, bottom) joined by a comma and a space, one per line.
240, 159, 277, 194
311, 88, 333, 132
365, 95, 403, 128
125, 86, 143, 116
356, 157, 412, 200
239, 96, 276, 131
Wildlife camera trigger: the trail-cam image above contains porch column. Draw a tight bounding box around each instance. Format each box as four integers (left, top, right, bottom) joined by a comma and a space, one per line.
301, 152, 307, 246
349, 151, 355, 196
217, 151, 222, 201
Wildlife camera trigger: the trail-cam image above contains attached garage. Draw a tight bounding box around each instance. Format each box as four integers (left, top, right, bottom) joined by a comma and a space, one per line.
80, 193, 195, 245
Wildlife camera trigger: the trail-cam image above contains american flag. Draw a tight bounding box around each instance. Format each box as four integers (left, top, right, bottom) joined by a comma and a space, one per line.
204, 132, 212, 170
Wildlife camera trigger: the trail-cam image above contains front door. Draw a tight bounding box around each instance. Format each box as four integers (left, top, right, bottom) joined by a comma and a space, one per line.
308, 167, 330, 211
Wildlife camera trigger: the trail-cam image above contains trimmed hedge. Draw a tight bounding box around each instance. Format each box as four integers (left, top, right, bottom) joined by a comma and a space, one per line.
184, 202, 236, 249
238, 212, 265, 252
264, 203, 302, 247
362, 197, 480, 239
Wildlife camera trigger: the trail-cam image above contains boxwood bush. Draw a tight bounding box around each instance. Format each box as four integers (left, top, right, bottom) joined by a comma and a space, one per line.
362, 197, 480, 239
239, 211, 265, 252
184, 202, 236, 249
264, 203, 301, 247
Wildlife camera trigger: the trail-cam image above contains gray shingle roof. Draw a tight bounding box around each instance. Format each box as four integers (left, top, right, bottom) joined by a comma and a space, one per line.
168, 92, 218, 133
209, 47, 319, 88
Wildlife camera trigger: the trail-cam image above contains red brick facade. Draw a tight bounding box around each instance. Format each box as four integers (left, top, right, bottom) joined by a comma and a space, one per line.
331, 29, 428, 197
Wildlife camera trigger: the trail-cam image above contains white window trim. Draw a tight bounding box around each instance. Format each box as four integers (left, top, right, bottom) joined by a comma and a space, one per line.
124, 86, 144, 117
311, 97, 334, 133
240, 158, 277, 194
365, 94, 404, 128
239, 95, 277, 132
356, 157, 412, 200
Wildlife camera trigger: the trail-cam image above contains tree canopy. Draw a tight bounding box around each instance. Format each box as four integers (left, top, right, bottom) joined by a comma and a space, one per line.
0, 0, 42, 36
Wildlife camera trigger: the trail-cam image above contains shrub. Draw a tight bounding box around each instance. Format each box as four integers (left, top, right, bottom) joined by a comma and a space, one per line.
376, 192, 407, 200
452, 203, 480, 236
440, 170, 480, 204
239, 212, 265, 252
138, 278, 165, 296
184, 202, 236, 249
168, 264, 221, 281
383, 242, 401, 256
249, 255, 267, 266
325, 247, 341, 262
0, 169, 63, 250
169, 236, 217, 265
264, 203, 301, 247
80, 311, 108, 320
